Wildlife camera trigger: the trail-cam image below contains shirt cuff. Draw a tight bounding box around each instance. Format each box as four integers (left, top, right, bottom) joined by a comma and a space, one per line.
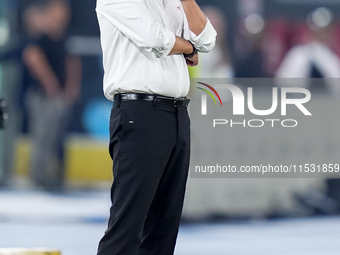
189, 18, 217, 53
152, 29, 176, 58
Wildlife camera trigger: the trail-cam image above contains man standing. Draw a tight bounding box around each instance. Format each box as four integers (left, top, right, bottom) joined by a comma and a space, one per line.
23, 0, 81, 191
96, 0, 216, 254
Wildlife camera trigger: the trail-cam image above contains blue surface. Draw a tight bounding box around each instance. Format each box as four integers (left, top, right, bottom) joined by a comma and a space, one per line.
1, 190, 340, 255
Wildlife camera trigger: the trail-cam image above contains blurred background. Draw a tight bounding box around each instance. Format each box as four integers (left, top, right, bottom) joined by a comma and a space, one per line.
1, 0, 340, 254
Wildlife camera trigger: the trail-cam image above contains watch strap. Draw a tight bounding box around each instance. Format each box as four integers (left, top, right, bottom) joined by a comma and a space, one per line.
183, 41, 198, 59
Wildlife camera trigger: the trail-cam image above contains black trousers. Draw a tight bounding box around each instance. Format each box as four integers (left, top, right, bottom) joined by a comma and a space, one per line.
97, 99, 191, 255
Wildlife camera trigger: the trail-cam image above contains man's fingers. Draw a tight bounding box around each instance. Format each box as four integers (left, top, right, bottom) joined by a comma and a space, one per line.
186, 53, 199, 66
186, 60, 197, 66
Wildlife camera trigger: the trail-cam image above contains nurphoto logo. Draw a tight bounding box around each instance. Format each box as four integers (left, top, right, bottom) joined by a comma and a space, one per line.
196, 82, 312, 128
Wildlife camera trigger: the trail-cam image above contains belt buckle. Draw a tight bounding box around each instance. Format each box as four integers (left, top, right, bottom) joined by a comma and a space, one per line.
174, 97, 184, 107
173, 97, 186, 107
173, 98, 178, 107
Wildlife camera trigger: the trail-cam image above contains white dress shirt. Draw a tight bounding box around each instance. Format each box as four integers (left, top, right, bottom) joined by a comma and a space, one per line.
96, 0, 217, 100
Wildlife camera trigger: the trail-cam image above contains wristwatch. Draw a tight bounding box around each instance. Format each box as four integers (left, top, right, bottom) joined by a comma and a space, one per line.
183, 41, 198, 59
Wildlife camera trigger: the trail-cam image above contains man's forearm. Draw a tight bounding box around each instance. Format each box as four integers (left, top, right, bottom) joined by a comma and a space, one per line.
169, 36, 194, 55
181, 0, 207, 36
169, 36, 199, 66
23, 46, 61, 97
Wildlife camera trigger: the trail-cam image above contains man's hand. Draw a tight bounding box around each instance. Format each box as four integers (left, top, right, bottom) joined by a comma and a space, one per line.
22, 45, 61, 98
186, 53, 199, 66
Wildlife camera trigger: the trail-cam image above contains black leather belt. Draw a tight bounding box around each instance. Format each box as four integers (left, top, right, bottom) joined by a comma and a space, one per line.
114, 93, 190, 107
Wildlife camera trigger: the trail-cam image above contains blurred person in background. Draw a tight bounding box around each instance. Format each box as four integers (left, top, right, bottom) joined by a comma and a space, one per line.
22, 0, 82, 191
276, 7, 340, 94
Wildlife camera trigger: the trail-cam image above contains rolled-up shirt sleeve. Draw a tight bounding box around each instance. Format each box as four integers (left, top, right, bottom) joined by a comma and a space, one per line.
96, 0, 176, 58
183, 15, 217, 53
